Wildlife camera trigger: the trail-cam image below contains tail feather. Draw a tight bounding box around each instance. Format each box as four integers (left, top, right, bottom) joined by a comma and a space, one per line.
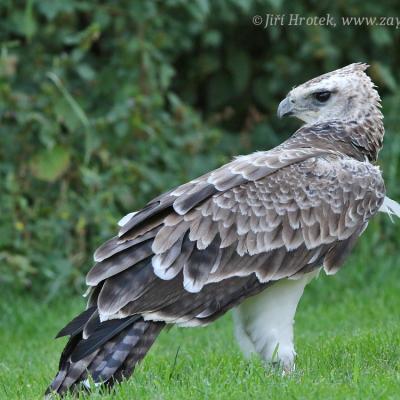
379, 196, 400, 219
113, 320, 165, 382
46, 318, 165, 397
55, 306, 96, 339
70, 315, 140, 362
90, 320, 148, 382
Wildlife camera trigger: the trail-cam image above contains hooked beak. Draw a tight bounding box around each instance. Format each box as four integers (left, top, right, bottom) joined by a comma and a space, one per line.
277, 97, 294, 118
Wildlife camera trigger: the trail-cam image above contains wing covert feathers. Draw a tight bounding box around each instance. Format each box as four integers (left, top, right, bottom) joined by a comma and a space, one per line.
88, 151, 385, 315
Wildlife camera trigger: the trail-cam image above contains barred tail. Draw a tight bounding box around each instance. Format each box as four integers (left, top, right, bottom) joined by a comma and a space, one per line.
46, 316, 165, 397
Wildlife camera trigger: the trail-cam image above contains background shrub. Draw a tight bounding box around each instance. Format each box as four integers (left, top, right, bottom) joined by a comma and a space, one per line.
1, 0, 399, 296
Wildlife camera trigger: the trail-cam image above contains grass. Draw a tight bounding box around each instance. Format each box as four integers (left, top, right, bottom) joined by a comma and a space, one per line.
1, 224, 400, 399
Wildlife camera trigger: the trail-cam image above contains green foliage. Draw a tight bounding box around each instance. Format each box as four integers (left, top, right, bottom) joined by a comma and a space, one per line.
0, 1, 399, 294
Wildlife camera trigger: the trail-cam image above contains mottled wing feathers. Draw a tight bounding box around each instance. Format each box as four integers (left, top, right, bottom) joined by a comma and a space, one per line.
84, 150, 384, 328
116, 146, 332, 241
88, 238, 154, 286
150, 155, 384, 293
88, 146, 331, 287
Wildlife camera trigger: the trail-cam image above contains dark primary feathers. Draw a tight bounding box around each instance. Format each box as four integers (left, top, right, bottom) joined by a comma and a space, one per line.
47, 80, 386, 396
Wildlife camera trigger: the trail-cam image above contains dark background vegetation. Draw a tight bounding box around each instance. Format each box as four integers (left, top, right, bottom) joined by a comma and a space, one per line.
1, 0, 399, 297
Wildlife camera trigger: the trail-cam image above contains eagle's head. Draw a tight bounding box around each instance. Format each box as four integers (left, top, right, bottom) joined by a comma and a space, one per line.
277, 63, 381, 124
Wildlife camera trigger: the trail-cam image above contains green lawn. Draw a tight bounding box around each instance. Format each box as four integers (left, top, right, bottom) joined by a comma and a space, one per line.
1, 227, 400, 399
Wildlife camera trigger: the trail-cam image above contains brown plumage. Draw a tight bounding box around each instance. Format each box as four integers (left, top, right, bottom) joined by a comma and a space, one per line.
47, 63, 400, 397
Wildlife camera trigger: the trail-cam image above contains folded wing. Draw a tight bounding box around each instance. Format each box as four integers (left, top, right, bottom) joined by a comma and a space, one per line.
85, 152, 384, 327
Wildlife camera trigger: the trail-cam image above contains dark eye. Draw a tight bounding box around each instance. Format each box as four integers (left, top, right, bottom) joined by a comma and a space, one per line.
314, 91, 331, 102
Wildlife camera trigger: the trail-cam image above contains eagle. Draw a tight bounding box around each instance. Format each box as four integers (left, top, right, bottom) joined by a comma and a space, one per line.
47, 63, 400, 396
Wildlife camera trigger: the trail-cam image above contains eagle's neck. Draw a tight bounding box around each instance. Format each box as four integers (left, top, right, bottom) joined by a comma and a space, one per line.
345, 103, 384, 162
290, 106, 384, 163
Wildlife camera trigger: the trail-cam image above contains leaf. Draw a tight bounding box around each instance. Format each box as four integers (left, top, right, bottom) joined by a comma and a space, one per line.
36, 0, 75, 20
76, 64, 96, 81
159, 64, 175, 90
24, 0, 37, 40
30, 146, 71, 182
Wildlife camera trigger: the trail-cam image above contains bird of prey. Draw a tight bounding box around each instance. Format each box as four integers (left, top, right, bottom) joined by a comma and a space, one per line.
47, 63, 400, 396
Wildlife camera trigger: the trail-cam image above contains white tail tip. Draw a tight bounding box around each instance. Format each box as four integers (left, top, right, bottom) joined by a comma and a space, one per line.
379, 196, 400, 220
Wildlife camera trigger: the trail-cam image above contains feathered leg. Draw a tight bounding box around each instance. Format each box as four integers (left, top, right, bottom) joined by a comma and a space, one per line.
233, 270, 319, 372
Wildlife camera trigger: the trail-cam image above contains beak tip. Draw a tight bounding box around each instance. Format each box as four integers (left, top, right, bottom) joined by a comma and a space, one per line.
277, 97, 294, 119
